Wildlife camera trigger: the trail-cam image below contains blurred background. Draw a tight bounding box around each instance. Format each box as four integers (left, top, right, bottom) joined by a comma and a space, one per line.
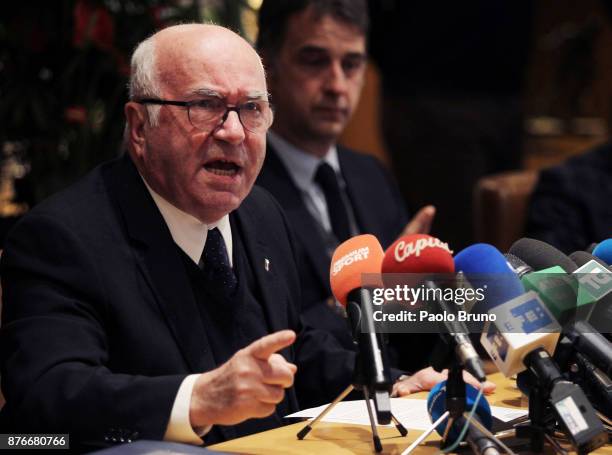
1, 0, 611, 250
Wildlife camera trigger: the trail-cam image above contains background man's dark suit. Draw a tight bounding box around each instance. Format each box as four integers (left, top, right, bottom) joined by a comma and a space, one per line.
526, 142, 612, 253
0, 154, 354, 450
257, 145, 435, 373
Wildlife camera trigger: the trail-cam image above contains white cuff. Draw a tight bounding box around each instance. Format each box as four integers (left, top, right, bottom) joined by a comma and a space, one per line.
163, 374, 211, 444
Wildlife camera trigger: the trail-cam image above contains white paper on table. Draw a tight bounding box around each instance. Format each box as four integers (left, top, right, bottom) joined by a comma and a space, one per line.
285, 398, 527, 430
490, 406, 528, 422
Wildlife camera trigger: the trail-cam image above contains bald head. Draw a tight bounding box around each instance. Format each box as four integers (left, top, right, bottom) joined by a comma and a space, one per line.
154, 23, 259, 61
155, 25, 264, 95
130, 24, 266, 105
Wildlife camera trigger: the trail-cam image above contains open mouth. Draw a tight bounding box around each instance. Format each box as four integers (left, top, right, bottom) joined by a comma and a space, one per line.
204, 160, 241, 177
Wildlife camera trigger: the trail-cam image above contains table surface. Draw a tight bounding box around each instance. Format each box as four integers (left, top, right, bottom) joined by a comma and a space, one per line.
209, 373, 612, 454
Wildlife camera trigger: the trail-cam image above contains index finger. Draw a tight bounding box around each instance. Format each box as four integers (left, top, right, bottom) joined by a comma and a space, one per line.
247, 330, 296, 361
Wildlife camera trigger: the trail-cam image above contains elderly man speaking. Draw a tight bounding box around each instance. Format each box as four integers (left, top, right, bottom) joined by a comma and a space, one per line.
0, 23, 334, 450
0, 24, 487, 451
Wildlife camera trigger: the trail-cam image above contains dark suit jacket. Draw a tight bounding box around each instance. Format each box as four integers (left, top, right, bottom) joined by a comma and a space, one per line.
0, 154, 354, 450
257, 145, 438, 372
526, 143, 612, 254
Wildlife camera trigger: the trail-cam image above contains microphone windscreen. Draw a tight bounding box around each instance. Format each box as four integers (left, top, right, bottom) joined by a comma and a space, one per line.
569, 251, 611, 271
454, 244, 525, 311
381, 234, 454, 274
509, 238, 578, 273
427, 381, 493, 440
329, 234, 384, 307
455, 244, 516, 275
593, 239, 612, 266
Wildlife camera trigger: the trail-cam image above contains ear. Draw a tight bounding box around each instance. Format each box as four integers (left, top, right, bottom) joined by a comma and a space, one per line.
124, 102, 147, 159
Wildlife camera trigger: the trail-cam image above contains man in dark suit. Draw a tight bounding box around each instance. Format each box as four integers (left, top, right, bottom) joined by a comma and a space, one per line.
0, 24, 357, 450
253, 0, 495, 401
255, 0, 438, 375
526, 142, 612, 253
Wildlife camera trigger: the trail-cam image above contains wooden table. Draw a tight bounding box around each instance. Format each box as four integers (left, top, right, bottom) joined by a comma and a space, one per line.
210, 373, 611, 454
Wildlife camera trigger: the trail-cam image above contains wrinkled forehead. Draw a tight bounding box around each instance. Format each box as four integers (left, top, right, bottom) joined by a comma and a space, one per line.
156, 32, 267, 101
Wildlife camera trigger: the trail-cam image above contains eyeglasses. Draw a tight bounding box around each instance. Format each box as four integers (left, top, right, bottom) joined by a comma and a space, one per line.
135, 97, 274, 134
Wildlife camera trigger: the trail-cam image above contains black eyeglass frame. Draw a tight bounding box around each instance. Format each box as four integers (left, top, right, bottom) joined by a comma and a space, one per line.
134, 98, 274, 133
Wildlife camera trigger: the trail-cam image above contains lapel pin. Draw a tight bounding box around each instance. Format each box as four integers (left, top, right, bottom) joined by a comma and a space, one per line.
264, 258, 270, 272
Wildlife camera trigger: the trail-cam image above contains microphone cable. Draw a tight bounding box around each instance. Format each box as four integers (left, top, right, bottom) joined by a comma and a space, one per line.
439, 382, 485, 454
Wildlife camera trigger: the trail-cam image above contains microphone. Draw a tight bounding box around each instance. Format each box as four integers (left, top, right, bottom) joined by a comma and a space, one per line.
511, 240, 612, 333
564, 320, 612, 379
509, 240, 603, 326
523, 347, 608, 453
509, 251, 612, 370
381, 233, 454, 274
427, 381, 499, 455
593, 239, 612, 266
464, 418, 502, 455
380, 233, 454, 307
506, 254, 602, 386
569, 251, 612, 336
555, 336, 612, 418
454, 243, 526, 315
454, 243, 562, 377
509, 237, 578, 273
504, 253, 533, 277
516, 345, 608, 453
571, 350, 612, 418
510, 241, 611, 328
329, 234, 392, 424
381, 234, 486, 382
570, 250, 612, 271
508, 246, 612, 418
506, 254, 579, 325
461, 243, 607, 452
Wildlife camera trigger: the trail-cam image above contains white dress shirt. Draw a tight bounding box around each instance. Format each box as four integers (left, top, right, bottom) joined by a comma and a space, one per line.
142, 177, 232, 444
267, 131, 359, 237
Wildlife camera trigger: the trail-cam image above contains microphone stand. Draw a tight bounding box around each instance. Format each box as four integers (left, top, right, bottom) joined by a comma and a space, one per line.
514, 371, 567, 454
514, 347, 607, 454
402, 361, 515, 455
296, 353, 408, 453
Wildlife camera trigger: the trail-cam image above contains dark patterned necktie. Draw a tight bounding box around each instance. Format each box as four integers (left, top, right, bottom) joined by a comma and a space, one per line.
200, 227, 238, 296
314, 162, 351, 243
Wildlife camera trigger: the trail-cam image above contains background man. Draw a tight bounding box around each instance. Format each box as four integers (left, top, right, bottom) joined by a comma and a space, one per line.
526, 142, 612, 253
255, 0, 437, 372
